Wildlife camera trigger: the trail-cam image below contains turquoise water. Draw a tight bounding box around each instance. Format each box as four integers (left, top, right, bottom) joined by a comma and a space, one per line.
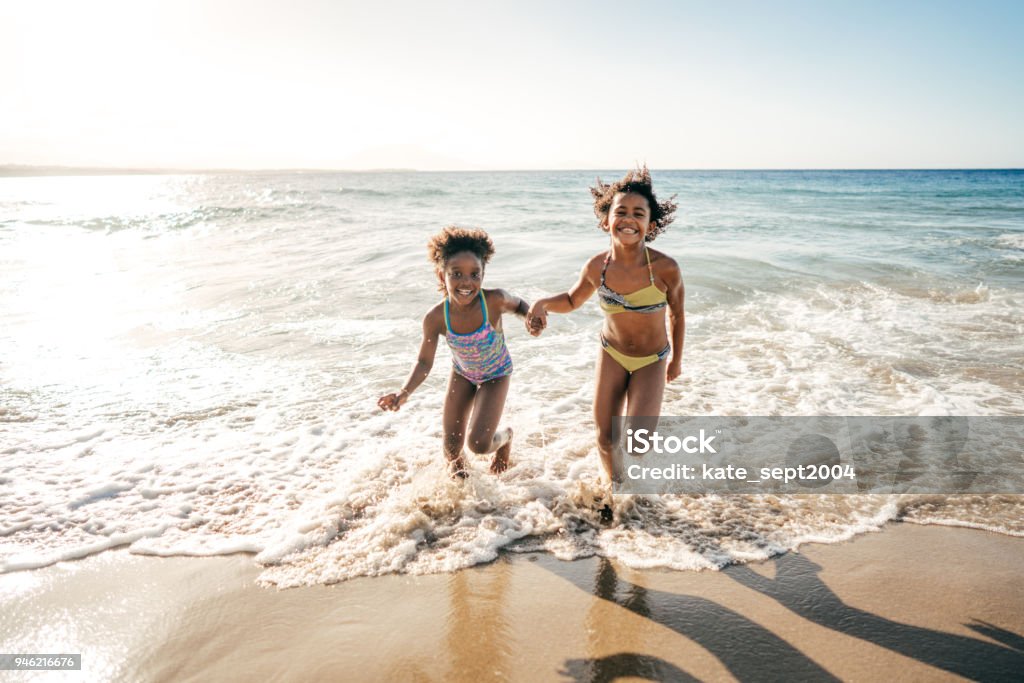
1, 170, 1022, 585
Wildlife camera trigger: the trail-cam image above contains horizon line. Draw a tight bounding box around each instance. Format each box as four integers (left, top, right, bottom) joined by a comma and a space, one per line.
2, 164, 1022, 177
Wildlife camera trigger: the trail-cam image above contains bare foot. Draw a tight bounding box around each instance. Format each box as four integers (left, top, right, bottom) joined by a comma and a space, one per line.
448, 454, 469, 480
490, 427, 512, 474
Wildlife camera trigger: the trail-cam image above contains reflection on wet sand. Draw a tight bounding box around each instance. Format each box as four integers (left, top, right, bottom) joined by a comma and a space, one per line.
444, 557, 513, 681
568, 557, 696, 682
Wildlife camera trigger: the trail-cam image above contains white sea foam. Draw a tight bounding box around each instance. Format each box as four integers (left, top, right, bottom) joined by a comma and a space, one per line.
996, 233, 1024, 250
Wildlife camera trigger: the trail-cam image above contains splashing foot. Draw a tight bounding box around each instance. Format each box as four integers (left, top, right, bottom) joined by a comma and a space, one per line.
490, 427, 512, 474
448, 454, 468, 480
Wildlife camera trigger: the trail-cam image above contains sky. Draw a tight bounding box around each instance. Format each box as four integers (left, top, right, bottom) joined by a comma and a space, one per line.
3, 0, 1023, 170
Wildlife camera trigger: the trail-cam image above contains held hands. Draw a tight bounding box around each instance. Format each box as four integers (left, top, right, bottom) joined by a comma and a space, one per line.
377, 389, 410, 412
525, 302, 547, 337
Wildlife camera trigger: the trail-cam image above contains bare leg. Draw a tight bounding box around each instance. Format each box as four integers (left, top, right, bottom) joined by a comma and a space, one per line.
625, 357, 667, 437
465, 375, 512, 474
593, 347, 630, 484
443, 370, 477, 478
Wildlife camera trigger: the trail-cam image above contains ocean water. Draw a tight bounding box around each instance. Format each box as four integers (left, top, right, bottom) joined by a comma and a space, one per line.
1, 169, 1022, 587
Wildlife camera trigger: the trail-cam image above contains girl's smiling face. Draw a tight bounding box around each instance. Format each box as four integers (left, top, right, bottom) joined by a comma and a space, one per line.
441, 251, 485, 305
605, 192, 654, 245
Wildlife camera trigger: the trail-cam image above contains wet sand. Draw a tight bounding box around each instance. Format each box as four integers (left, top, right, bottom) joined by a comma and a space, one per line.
1, 522, 1022, 682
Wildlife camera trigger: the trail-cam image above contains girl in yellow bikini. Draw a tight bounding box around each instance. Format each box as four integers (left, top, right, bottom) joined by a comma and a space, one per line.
526, 167, 684, 485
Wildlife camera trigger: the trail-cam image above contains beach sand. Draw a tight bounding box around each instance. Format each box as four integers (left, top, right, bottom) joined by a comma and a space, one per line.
2, 522, 1022, 682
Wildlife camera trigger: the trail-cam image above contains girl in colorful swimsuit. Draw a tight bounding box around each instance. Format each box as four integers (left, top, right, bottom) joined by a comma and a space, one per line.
527, 167, 684, 484
378, 226, 530, 477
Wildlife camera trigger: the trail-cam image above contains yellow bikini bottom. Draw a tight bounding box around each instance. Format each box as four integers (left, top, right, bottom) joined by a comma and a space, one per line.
600, 334, 671, 373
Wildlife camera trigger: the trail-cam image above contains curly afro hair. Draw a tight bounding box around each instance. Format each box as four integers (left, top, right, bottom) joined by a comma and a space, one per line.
590, 165, 678, 242
427, 225, 495, 292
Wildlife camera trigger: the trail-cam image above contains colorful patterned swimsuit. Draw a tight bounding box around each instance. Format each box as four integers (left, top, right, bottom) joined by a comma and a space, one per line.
444, 291, 513, 385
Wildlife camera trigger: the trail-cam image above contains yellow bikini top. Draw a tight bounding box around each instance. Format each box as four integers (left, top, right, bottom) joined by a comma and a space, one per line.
597, 247, 668, 315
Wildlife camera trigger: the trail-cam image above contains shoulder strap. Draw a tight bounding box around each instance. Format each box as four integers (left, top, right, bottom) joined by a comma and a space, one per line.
479, 290, 488, 325
645, 247, 655, 284
443, 298, 452, 332
601, 251, 611, 285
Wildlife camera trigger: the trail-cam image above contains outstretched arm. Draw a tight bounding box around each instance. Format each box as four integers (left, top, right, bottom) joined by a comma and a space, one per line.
525, 258, 600, 336
495, 289, 530, 318
663, 262, 685, 382
377, 309, 443, 411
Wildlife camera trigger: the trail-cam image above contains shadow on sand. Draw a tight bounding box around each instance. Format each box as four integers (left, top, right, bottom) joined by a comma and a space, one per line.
726, 552, 1024, 681
549, 556, 839, 682
545, 552, 1023, 682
